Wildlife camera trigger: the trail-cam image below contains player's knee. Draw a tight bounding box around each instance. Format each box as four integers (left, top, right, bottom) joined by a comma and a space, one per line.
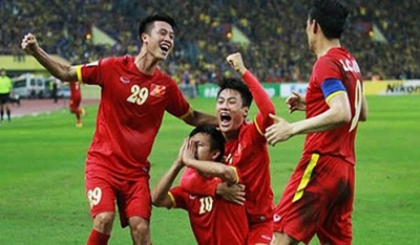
93, 212, 115, 233
129, 217, 150, 243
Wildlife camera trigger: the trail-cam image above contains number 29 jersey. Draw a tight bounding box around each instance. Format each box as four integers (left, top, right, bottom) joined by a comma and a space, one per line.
76, 56, 191, 180
304, 47, 363, 165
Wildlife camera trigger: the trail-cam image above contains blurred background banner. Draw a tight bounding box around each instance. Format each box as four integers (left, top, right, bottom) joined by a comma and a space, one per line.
364, 80, 420, 95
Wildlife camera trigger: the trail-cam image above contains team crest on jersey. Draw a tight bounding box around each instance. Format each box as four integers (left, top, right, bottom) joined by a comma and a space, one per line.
150, 84, 166, 96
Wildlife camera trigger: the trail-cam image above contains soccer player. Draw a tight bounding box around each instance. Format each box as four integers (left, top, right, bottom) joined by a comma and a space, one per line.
67, 81, 86, 127
265, 1, 369, 244
152, 126, 248, 245
181, 52, 276, 245
0, 68, 13, 122
21, 14, 217, 245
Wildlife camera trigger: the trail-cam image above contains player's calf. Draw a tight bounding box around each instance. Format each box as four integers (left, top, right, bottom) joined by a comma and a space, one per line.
129, 216, 151, 245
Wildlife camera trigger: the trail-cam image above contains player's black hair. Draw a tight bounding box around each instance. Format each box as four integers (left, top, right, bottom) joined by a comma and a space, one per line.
217, 77, 253, 108
189, 126, 225, 162
138, 13, 177, 38
308, 0, 349, 39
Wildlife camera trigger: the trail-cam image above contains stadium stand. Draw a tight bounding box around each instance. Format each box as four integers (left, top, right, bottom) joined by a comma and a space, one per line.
1, 0, 418, 82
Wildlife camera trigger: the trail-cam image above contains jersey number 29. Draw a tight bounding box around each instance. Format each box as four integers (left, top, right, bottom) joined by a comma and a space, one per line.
127, 85, 149, 105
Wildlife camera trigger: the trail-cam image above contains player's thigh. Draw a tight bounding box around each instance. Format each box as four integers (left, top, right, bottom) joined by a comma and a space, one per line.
273, 154, 352, 244
117, 177, 151, 228
85, 173, 117, 218
317, 165, 354, 245
248, 220, 273, 245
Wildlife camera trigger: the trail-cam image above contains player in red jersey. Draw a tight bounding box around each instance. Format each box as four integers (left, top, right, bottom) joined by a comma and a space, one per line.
67, 81, 86, 127
22, 14, 217, 245
181, 53, 276, 245
152, 125, 248, 245
265, 1, 369, 244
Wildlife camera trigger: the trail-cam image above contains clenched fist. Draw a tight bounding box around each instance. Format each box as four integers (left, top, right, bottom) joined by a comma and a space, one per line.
226, 52, 247, 75
21, 33, 40, 55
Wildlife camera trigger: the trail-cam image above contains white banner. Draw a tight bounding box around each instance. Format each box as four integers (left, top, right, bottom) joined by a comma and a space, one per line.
280, 83, 308, 97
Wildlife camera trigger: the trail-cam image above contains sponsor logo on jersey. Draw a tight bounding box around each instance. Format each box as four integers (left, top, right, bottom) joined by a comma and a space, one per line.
189, 194, 197, 200
273, 214, 282, 222
261, 235, 272, 241
120, 76, 130, 84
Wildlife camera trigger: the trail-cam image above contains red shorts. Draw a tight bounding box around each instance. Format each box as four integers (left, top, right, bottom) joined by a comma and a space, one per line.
69, 95, 81, 112
85, 171, 151, 228
248, 219, 273, 245
273, 153, 354, 245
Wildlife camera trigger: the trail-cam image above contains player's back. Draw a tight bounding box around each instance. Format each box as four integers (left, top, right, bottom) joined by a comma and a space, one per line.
304, 47, 363, 165
225, 123, 274, 223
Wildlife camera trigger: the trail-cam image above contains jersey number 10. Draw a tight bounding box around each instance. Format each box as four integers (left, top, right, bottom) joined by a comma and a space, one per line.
199, 197, 214, 215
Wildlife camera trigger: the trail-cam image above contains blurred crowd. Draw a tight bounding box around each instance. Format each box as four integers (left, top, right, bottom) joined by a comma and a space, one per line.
1, 0, 419, 83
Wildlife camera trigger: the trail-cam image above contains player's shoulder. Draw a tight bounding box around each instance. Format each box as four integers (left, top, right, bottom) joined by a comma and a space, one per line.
97, 55, 132, 68
154, 68, 176, 84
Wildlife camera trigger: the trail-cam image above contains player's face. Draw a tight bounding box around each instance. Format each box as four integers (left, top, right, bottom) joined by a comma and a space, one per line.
306, 18, 316, 52
0, 70, 5, 77
143, 21, 174, 61
190, 133, 219, 161
216, 89, 248, 134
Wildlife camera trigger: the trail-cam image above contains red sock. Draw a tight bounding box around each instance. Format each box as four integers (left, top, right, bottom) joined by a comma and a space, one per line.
87, 229, 110, 245
76, 111, 81, 122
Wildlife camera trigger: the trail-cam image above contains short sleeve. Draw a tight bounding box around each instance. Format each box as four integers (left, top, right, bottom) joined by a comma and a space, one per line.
168, 186, 188, 209
165, 80, 192, 119
312, 58, 342, 88
76, 58, 114, 86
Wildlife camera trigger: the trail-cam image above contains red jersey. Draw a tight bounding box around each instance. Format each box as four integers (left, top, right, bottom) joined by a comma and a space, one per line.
181, 71, 275, 224
70, 81, 81, 99
76, 57, 191, 180
169, 181, 248, 245
304, 47, 363, 165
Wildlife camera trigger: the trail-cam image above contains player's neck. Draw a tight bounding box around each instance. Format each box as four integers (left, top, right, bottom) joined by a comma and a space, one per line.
223, 130, 239, 142
135, 50, 159, 75
315, 39, 341, 59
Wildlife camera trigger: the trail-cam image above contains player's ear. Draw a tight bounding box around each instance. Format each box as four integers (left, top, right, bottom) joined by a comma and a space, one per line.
211, 150, 221, 161
141, 33, 148, 44
313, 21, 318, 34
243, 107, 249, 118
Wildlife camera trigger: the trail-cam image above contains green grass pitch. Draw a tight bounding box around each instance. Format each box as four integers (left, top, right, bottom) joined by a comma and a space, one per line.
0, 96, 419, 244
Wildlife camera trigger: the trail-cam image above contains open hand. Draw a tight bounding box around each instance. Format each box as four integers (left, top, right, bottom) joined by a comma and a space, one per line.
265, 114, 294, 146
286, 92, 306, 113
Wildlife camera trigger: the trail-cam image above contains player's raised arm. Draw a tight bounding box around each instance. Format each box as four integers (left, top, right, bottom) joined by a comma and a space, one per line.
21, 33, 78, 82
226, 52, 276, 134
182, 139, 238, 185
151, 140, 186, 208
182, 110, 218, 127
